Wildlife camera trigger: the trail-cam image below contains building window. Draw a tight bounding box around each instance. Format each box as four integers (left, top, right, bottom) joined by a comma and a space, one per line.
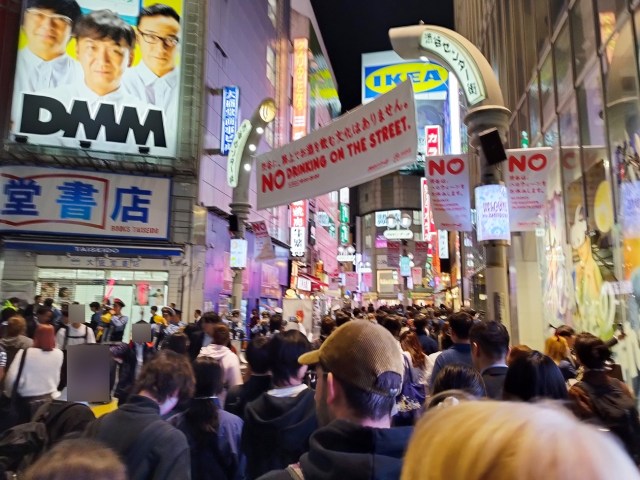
535, 0, 550, 54
571, 0, 597, 80
577, 67, 606, 147
549, 0, 569, 30
554, 23, 573, 102
268, 0, 277, 27
529, 73, 542, 142
540, 52, 556, 127
266, 45, 276, 86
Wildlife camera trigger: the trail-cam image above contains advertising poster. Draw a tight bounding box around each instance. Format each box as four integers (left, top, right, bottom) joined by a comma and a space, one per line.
282, 298, 313, 334
387, 241, 401, 268
424, 154, 472, 231
475, 185, 510, 242
506, 148, 556, 231
257, 80, 417, 209
413, 241, 429, 268
0, 166, 171, 239
10, 0, 184, 156
344, 272, 358, 291
411, 267, 423, 286
251, 221, 275, 261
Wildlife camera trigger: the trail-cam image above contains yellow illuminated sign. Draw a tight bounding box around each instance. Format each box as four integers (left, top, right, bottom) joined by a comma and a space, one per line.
364, 62, 448, 97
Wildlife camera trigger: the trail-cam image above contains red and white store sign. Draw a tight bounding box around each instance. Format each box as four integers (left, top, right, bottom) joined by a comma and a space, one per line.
424, 125, 443, 157
290, 200, 307, 257
505, 148, 556, 231
424, 154, 472, 231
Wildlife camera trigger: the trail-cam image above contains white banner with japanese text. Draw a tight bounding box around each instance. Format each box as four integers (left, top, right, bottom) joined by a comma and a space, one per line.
251, 221, 276, 261
257, 80, 417, 209
505, 148, 556, 231
424, 154, 472, 231
0, 166, 170, 239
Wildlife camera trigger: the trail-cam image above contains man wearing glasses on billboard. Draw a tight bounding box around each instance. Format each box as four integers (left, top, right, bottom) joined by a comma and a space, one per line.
123, 4, 180, 130
11, 0, 82, 128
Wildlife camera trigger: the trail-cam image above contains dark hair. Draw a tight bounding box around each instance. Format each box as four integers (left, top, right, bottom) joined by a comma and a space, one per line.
133, 351, 194, 403
26, 0, 82, 23
413, 315, 428, 332
503, 351, 568, 402
382, 316, 402, 339
138, 3, 180, 25
352, 308, 362, 318
90, 301, 100, 310
164, 332, 189, 355
400, 331, 426, 369
432, 364, 486, 398
150, 306, 157, 313
43, 299, 54, 307
195, 309, 202, 315
246, 336, 270, 374
469, 320, 510, 360
448, 312, 474, 339
555, 325, 576, 339
334, 372, 401, 421
268, 330, 311, 386
335, 311, 350, 327
74, 10, 136, 49
200, 312, 221, 324
269, 314, 284, 333
185, 357, 223, 442
574, 333, 612, 370
320, 316, 336, 337
23, 438, 126, 480
212, 324, 230, 346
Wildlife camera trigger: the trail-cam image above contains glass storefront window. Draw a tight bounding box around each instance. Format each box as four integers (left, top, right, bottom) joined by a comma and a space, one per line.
540, 52, 556, 127
549, 0, 569, 29
535, 0, 550, 54
523, 1, 538, 79
571, 0, 597, 79
544, 120, 560, 147
577, 67, 606, 147
554, 23, 573, 102
597, 0, 628, 45
529, 73, 542, 141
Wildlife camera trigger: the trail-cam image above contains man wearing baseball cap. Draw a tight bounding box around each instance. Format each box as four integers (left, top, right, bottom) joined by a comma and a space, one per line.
259, 321, 414, 480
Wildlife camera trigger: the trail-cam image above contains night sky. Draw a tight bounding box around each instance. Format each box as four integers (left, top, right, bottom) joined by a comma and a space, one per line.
309, 0, 455, 113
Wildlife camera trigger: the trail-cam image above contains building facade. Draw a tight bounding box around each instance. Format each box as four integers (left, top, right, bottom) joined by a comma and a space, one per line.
455, 0, 640, 392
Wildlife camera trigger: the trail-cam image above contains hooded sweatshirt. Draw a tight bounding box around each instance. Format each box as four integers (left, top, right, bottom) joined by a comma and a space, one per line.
258, 419, 413, 480
0, 335, 33, 367
198, 343, 243, 389
242, 387, 317, 479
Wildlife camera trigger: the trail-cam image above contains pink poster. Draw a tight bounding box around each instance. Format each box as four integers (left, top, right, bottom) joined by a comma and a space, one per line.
425, 154, 472, 231
344, 272, 359, 291
413, 241, 429, 267
362, 272, 373, 291
387, 241, 401, 268
411, 267, 423, 286
505, 148, 556, 231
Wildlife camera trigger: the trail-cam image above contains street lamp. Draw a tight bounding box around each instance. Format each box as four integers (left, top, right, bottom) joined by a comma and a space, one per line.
228, 98, 276, 313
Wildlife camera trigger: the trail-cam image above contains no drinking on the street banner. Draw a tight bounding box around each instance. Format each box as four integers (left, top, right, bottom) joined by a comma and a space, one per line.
256, 80, 417, 210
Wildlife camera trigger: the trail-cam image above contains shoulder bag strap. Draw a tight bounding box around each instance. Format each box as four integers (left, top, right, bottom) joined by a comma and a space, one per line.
12, 348, 28, 397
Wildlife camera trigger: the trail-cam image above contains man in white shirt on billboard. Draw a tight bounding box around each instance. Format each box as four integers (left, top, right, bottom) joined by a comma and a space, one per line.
123, 4, 180, 133
11, 0, 82, 130
27, 10, 169, 154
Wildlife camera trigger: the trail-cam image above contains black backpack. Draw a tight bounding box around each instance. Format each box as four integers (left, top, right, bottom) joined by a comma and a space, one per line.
0, 400, 95, 475
577, 379, 640, 463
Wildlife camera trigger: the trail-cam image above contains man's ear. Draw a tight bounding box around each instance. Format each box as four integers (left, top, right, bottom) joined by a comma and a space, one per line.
128, 50, 134, 68
471, 342, 480, 358
326, 372, 338, 406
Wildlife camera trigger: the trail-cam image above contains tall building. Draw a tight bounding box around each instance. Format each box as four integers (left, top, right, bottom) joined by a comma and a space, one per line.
455, 0, 640, 392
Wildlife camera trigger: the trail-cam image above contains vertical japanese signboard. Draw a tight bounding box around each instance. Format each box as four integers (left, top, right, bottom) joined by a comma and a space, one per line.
387, 241, 401, 268
292, 38, 309, 141
290, 200, 307, 257
0, 166, 170, 239
220, 86, 240, 155
424, 125, 443, 156
10, 0, 185, 157
250, 221, 275, 261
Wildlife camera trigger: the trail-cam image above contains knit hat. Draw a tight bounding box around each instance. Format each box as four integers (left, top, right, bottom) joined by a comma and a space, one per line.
298, 320, 404, 397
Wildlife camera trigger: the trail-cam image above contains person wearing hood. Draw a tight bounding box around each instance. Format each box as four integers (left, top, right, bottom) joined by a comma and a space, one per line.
243, 330, 316, 479
258, 321, 411, 480
198, 324, 243, 404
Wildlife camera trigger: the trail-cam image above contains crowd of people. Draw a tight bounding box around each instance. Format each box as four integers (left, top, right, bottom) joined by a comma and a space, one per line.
0, 297, 639, 479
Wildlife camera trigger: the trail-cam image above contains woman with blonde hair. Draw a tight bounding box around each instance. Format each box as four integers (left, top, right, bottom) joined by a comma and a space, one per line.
402, 401, 640, 480
544, 335, 576, 381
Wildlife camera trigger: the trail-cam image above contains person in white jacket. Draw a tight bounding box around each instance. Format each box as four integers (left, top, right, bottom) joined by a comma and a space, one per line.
198, 324, 242, 405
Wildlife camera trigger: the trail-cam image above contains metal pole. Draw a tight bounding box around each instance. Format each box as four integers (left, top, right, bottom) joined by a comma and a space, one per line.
465, 106, 511, 327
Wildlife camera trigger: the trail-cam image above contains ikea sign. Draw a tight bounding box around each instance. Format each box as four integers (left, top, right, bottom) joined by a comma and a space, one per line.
363, 62, 448, 101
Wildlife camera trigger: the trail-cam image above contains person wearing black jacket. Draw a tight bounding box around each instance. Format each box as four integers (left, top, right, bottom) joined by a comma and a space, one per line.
242, 331, 316, 479
187, 312, 222, 360
225, 336, 272, 419
84, 352, 194, 480
414, 315, 438, 355
259, 321, 411, 480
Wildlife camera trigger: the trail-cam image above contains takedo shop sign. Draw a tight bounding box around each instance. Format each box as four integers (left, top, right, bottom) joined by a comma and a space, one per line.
257, 80, 417, 209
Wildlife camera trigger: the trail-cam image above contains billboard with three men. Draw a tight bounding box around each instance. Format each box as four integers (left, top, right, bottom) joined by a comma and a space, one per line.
9, 0, 184, 157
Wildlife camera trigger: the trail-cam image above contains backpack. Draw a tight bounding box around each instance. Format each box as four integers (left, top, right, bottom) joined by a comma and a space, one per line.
576, 379, 640, 463
0, 400, 94, 475
395, 354, 426, 425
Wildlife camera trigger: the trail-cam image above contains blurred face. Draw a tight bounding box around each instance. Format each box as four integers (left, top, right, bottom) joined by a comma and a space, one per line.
113, 303, 123, 314
38, 310, 53, 324
202, 321, 215, 337
23, 7, 72, 60
137, 15, 180, 77
76, 36, 132, 96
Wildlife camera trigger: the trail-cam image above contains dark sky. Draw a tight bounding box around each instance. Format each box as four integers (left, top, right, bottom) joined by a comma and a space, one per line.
309, 0, 455, 113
